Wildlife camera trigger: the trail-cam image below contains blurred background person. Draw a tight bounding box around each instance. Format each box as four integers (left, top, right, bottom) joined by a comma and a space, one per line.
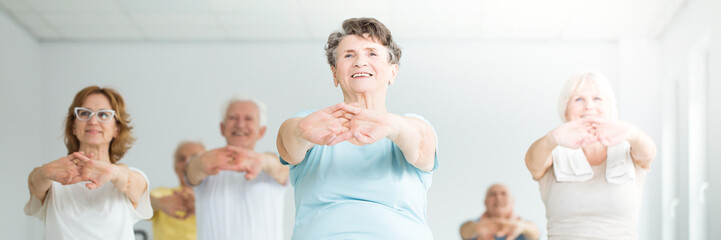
149, 141, 205, 240
460, 184, 539, 240
525, 71, 656, 239
186, 96, 289, 240
25, 86, 151, 239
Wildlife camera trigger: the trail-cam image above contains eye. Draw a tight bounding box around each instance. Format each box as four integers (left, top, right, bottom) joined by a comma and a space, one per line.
574, 97, 584, 102
594, 97, 603, 101
369, 52, 377, 56
98, 112, 110, 119
79, 110, 92, 117
344, 53, 353, 58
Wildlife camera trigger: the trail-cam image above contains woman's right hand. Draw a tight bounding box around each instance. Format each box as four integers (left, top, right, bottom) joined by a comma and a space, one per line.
298, 103, 354, 146
547, 118, 597, 149
41, 153, 87, 185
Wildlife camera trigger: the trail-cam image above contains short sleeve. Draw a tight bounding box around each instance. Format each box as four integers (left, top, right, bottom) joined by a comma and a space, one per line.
24, 185, 51, 221
404, 114, 439, 173
129, 167, 153, 221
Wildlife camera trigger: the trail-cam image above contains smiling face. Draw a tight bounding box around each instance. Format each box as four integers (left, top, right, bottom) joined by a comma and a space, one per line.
485, 184, 514, 218
331, 34, 398, 96
220, 101, 266, 149
72, 93, 118, 148
565, 81, 612, 121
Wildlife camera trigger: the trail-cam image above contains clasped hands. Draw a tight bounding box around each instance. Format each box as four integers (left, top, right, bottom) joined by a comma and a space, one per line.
299, 102, 398, 146
43, 152, 123, 189
550, 117, 635, 149
157, 187, 195, 219
197, 145, 264, 180
475, 216, 526, 240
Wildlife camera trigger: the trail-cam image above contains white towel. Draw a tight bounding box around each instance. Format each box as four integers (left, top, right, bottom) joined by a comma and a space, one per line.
552, 141, 635, 184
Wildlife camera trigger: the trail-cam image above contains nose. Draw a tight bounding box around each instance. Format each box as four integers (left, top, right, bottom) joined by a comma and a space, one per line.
353, 55, 368, 68
87, 113, 100, 124
583, 98, 595, 109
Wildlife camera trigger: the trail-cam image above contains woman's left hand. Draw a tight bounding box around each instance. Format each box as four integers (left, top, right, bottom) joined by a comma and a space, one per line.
590, 118, 635, 147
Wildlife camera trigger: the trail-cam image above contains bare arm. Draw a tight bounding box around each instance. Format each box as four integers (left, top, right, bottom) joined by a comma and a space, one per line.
386, 115, 436, 171
109, 164, 148, 208
518, 220, 540, 240
627, 126, 656, 169
460, 221, 480, 240
525, 135, 556, 181
28, 154, 84, 202
261, 152, 289, 185
277, 117, 315, 165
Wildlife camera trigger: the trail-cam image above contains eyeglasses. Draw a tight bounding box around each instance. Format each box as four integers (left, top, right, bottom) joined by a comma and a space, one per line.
74, 107, 116, 123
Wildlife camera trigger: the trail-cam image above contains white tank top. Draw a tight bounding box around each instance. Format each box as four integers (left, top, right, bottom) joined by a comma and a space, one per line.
539, 147, 647, 240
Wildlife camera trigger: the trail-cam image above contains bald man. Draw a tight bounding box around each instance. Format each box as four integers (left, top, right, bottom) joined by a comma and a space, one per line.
460, 184, 539, 240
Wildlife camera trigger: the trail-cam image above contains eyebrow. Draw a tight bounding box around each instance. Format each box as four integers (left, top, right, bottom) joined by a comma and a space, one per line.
341, 47, 379, 53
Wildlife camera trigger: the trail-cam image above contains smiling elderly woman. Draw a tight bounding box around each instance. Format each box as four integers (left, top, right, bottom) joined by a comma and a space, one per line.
524, 72, 657, 239
277, 17, 439, 239
25, 86, 151, 239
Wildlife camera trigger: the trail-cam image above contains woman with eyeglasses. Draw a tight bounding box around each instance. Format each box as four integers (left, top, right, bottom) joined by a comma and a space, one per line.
25, 86, 151, 239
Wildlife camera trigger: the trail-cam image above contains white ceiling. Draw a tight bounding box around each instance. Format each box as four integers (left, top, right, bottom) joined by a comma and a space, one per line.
0, 0, 680, 42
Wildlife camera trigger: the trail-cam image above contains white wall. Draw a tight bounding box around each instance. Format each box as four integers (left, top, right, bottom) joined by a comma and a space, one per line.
0, 8, 43, 239
658, 0, 721, 239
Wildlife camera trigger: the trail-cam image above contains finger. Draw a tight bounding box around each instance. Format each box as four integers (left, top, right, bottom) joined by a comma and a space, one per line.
329, 131, 352, 145
86, 182, 97, 189
339, 103, 362, 114
331, 108, 348, 118
353, 131, 374, 145
320, 133, 336, 145
323, 102, 347, 113
72, 152, 91, 163
244, 171, 258, 180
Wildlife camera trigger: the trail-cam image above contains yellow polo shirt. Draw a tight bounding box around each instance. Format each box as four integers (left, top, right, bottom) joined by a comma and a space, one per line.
150, 187, 196, 240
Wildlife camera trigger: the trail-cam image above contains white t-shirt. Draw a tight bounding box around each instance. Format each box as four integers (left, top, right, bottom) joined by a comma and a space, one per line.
24, 167, 152, 240
194, 170, 287, 240
539, 145, 647, 240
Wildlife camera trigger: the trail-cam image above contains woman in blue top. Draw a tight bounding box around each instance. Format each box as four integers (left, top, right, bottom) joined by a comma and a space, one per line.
277, 17, 438, 240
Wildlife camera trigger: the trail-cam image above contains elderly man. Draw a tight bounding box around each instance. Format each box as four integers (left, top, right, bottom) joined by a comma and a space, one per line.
460, 184, 540, 240
186, 96, 289, 240
149, 141, 205, 240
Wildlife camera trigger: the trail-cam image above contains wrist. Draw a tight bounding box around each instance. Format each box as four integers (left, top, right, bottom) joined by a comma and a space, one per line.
386, 114, 404, 141
544, 132, 559, 147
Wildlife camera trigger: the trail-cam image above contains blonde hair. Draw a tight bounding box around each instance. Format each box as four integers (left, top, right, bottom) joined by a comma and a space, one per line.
558, 71, 618, 121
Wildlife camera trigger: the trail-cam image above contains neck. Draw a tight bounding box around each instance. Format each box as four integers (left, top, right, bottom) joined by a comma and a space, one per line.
78, 144, 111, 163
228, 142, 255, 150
483, 210, 515, 219
343, 90, 387, 111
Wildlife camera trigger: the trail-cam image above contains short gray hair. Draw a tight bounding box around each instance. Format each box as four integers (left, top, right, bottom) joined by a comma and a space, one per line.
324, 17, 401, 67
221, 95, 267, 127
558, 71, 618, 121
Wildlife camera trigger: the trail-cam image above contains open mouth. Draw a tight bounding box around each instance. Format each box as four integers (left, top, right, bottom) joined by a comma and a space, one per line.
351, 72, 372, 78
231, 130, 248, 137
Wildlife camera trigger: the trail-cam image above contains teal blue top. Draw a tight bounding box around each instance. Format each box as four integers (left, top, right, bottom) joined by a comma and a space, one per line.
281, 110, 438, 240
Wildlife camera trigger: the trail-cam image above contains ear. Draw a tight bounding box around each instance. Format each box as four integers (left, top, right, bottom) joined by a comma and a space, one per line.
220, 121, 226, 136
259, 126, 267, 138
331, 66, 339, 87
388, 64, 399, 85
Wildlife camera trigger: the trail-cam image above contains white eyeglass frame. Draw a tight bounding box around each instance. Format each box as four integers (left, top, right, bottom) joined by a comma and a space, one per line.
74, 107, 116, 123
